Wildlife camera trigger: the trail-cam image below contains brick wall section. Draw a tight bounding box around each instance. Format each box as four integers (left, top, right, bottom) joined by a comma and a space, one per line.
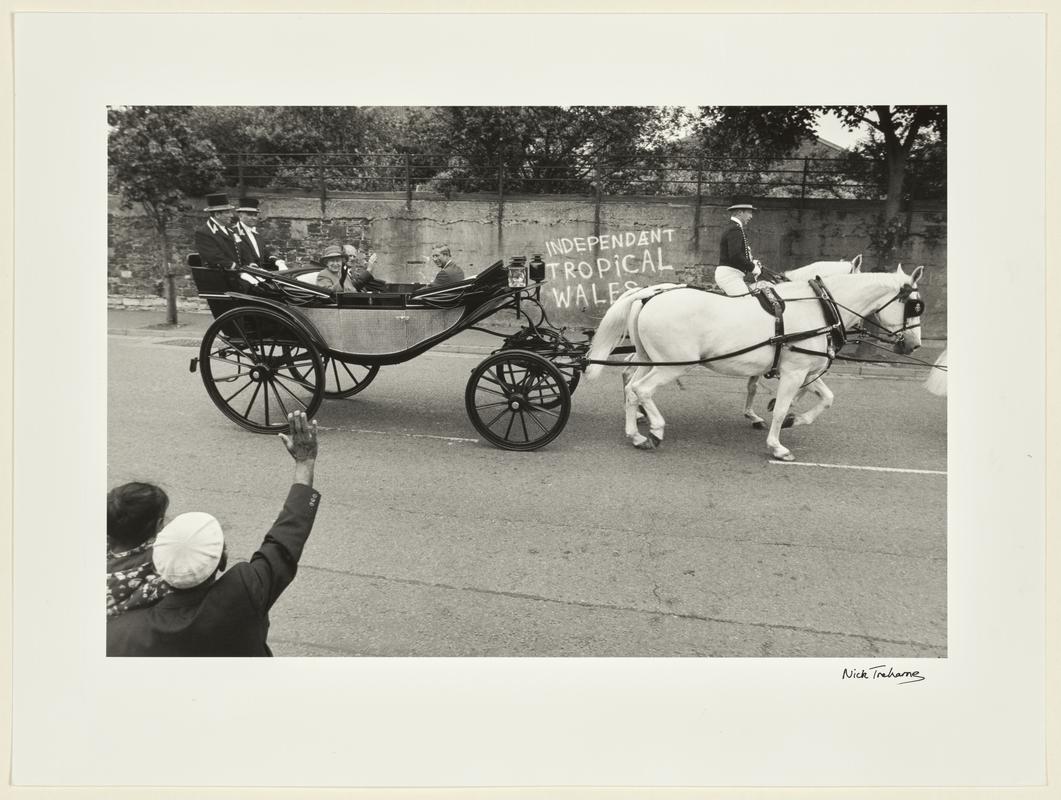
109, 193, 947, 336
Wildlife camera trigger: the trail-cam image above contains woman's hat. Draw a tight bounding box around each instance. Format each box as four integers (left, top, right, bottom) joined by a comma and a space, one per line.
204, 193, 234, 212
321, 244, 344, 260
152, 512, 225, 589
237, 197, 260, 213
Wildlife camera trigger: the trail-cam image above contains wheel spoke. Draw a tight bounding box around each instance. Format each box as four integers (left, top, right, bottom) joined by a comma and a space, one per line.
243, 380, 263, 419
504, 410, 516, 440
522, 402, 561, 419
517, 409, 530, 440
474, 384, 510, 401
268, 379, 291, 418
262, 370, 271, 425
223, 377, 255, 404
522, 408, 551, 434
230, 318, 261, 365
272, 374, 312, 409
481, 372, 514, 393
484, 407, 510, 429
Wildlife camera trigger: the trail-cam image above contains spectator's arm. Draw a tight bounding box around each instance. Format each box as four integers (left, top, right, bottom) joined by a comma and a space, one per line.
238, 412, 320, 610
239, 483, 321, 611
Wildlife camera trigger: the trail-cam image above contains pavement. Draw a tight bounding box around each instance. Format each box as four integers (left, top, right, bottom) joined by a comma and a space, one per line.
107, 307, 946, 379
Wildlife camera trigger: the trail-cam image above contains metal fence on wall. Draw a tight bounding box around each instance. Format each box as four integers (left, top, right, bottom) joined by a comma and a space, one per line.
221, 152, 893, 209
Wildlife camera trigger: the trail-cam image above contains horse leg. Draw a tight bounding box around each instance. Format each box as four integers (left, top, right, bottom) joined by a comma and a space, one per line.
619, 364, 645, 439
743, 376, 767, 429
628, 366, 686, 450
622, 356, 647, 422
788, 377, 834, 427
766, 368, 810, 461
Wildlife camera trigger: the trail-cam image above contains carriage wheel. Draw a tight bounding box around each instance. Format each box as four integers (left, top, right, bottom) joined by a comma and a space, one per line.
500, 328, 582, 406
199, 307, 324, 433
320, 356, 379, 399
466, 349, 571, 451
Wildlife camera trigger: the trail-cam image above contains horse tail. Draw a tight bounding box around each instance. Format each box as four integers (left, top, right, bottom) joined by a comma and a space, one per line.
585, 285, 665, 380
923, 348, 948, 396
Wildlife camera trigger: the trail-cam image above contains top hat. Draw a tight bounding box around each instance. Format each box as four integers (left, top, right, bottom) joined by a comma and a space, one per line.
204, 193, 234, 212
727, 203, 757, 212
237, 197, 260, 213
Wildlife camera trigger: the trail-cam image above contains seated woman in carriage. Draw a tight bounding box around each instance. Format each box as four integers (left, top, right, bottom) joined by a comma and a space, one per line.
314, 243, 385, 293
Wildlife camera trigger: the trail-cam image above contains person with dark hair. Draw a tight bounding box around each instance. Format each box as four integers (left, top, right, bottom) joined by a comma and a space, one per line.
106, 411, 321, 657
106, 482, 172, 618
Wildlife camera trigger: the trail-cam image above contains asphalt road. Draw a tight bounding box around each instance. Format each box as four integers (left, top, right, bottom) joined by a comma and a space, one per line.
108, 328, 947, 657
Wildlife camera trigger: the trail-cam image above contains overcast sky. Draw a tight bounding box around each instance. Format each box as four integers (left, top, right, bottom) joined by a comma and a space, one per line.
815, 113, 871, 149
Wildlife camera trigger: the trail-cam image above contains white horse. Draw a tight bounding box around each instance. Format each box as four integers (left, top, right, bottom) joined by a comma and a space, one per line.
586, 265, 925, 460
741, 255, 862, 429
621, 256, 863, 429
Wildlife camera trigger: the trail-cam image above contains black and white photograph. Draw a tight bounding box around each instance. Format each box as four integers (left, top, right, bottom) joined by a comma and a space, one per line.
105, 104, 948, 658
10, 9, 1050, 791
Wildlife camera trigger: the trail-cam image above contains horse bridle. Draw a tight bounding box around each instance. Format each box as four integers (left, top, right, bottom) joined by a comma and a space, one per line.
837, 283, 924, 345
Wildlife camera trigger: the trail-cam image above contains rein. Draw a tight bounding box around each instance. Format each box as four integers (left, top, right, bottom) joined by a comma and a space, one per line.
584, 278, 926, 372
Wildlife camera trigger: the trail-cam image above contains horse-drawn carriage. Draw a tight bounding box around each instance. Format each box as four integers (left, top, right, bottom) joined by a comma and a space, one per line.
188, 254, 590, 451
188, 249, 933, 461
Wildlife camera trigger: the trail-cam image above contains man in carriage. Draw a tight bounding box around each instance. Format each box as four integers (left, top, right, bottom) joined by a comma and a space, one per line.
232, 196, 287, 271
193, 192, 241, 270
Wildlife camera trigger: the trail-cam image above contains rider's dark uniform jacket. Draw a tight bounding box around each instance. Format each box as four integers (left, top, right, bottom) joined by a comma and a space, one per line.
194, 218, 241, 269
718, 221, 756, 275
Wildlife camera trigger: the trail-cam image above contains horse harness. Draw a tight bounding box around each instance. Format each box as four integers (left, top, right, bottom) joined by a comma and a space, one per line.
633, 279, 845, 376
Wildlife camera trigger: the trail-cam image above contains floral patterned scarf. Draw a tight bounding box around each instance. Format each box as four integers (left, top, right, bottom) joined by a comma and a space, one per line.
107, 538, 172, 618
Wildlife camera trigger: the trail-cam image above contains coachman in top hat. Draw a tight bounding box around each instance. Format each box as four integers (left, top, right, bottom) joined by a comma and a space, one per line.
194, 193, 240, 270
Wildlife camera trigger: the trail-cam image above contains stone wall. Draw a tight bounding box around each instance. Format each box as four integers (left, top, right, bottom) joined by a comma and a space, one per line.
109, 193, 947, 336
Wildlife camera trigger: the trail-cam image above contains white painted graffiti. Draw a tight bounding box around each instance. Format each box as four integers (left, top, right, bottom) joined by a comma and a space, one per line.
543, 228, 676, 309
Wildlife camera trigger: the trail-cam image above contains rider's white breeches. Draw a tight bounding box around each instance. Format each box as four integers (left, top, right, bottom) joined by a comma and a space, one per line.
714, 266, 750, 296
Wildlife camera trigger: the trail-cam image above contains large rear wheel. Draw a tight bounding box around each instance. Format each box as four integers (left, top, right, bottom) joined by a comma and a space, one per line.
465, 349, 571, 451
199, 307, 324, 433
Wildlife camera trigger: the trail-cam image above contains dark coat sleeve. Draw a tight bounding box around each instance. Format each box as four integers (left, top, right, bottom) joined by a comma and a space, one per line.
195, 228, 238, 269
234, 483, 321, 612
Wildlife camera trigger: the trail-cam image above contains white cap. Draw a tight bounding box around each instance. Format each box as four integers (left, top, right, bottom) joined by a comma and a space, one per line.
152, 512, 225, 589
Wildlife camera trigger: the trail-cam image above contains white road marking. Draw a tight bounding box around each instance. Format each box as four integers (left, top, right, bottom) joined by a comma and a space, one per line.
768, 460, 946, 476
318, 425, 478, 444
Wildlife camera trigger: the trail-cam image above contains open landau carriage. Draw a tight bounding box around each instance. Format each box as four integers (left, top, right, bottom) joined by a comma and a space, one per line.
188, 255, 589, 451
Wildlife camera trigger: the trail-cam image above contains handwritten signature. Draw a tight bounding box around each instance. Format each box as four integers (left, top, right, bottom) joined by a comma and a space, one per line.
842, 664, 925, 684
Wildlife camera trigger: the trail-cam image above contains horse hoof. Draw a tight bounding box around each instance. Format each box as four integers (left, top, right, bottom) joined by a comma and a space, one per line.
771, 451, 795, 462
752, 421, 766, 430
767, 399, 776, 412
782, 414, 796, 429
634, 438, 656, 451
649, 432, 663, 448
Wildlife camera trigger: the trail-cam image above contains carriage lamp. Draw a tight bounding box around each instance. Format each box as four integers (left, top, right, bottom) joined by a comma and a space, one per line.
507, 256, 528, 288
529, 254, 545, 283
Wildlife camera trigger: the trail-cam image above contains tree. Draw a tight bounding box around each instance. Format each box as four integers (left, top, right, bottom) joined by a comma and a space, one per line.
695, 105, 946, 263
108, 106, 224, 323
426, 106, 679, 194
